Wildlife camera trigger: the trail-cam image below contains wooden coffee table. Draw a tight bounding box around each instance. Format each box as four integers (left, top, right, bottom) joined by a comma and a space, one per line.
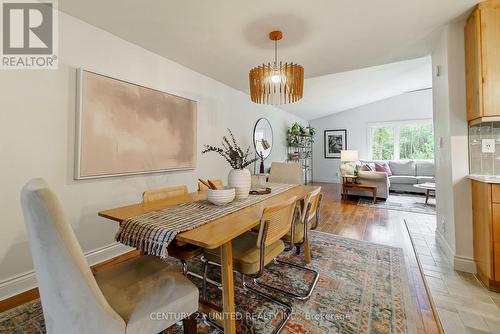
342, 181, 377, 204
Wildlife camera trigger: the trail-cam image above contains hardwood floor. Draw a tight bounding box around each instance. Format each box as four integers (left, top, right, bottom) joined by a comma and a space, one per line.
1, 182, 443, 333
313, 182, 442, 334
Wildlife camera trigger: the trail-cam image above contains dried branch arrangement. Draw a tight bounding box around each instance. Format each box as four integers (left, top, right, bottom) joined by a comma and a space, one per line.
202, 129, 259, 169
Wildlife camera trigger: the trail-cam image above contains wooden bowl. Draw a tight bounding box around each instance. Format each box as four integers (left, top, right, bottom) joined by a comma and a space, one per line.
207, 187, 236, 205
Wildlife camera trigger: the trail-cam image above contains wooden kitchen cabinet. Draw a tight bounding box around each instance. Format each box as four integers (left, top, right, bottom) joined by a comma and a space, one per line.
465, 0, 500, 122
472, 180, 500, 291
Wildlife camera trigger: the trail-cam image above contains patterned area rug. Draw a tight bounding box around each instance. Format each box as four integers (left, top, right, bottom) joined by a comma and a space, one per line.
358, 193, 436, 215
0, 231, 415, 334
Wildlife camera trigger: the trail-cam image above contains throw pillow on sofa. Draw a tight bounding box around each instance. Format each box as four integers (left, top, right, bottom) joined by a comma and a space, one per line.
361, 163, 375, 171
375, 162, 392, 175
389, 160, 416, 176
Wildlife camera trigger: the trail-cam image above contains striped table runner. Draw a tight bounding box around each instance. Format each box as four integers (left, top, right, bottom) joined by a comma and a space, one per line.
115, 183, 296, 258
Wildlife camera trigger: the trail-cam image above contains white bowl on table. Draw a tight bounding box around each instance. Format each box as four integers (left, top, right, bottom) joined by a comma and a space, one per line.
207, 187, 236, 205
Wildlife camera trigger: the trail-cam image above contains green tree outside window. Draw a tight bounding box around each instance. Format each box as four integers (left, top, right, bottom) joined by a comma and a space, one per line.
371, 127, 394, 160
370, 123, 434, 160
399, 124, 434, 160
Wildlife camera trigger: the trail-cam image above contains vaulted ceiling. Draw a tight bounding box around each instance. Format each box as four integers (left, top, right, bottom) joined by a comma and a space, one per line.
60, 0, 478, 117
281, 57, 432, 120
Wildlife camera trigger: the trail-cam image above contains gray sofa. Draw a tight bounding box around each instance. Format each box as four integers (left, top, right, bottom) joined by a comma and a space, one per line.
386, 160, 435, 192
348, 160, 435, 200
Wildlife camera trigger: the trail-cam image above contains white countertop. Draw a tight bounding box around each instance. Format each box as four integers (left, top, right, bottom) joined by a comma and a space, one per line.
467, 175, 500, 184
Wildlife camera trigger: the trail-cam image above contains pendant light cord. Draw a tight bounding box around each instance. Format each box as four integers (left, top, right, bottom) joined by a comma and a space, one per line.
274, 39, 278, 69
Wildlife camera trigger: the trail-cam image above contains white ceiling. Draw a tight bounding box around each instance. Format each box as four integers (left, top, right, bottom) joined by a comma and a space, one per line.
59, 0, 478, 92
281, 56, 433, 120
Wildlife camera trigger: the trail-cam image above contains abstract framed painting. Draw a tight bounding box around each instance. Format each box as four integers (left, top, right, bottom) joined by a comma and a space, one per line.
75, 68, 197, 180
324, 129, 347, 159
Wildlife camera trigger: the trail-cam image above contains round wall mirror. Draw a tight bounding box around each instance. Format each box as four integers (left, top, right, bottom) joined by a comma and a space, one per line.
253, 118, 273, 159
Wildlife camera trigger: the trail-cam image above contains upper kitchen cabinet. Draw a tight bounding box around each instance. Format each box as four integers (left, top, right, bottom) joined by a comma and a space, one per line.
466, 0, 500, 122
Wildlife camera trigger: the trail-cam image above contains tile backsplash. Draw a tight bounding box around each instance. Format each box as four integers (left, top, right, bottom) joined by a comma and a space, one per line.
469, 122, 500, 175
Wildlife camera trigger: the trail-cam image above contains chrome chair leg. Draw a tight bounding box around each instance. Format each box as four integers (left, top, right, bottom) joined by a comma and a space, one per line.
201, 261, 293, 334
179, 258, 213, 283
253, 258, 319, 301
241, 273, 293, 334
201, 258, 223, 301
200, 312, 224, 333
295, 245, 301, 255
181, 259, 188, 276
202, 258, 209, 300
168, 258, 224, 332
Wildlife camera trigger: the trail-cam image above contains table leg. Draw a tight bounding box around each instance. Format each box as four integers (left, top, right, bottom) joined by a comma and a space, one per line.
425, 190, 429, 205
220, 241, 236, 334
304, 233, 312, 264
372, 189, 377, 204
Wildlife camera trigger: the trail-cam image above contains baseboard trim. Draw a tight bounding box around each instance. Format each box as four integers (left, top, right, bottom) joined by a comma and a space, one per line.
0, 242, 133, 301
434, 229, 476, 273
453, 255, 476, 274
434, 229, 455, 263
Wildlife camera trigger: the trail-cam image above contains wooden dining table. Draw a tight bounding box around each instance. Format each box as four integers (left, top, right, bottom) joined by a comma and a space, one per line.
98, 184, 320, 334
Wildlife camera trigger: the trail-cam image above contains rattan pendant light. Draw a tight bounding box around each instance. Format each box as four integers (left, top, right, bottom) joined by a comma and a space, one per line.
249, 31, 304, 105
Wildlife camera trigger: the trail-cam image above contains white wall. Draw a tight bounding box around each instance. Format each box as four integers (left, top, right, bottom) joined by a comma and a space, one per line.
309, 89, 433, 183
0, 12, 305, 299
431, 23, 473, 272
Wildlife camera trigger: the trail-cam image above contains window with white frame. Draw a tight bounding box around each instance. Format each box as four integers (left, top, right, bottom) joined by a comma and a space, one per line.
368, 120, 434, 160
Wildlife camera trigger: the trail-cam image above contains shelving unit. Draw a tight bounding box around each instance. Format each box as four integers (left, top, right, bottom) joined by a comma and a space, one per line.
287, 133, 313, 184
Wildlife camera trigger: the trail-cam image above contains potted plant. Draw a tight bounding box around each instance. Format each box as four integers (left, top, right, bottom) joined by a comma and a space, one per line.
287, 123, 316, 146
306, 126, 316, 144
202, 129, 259, 199
290, 122, 303, 135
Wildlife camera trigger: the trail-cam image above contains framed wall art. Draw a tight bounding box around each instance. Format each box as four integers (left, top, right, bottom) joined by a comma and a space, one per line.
324, 129, 347, 159
75, 68, 197, 179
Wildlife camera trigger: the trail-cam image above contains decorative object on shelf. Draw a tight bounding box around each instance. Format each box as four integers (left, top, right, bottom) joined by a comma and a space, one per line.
324, 129, 347, 159
75, 68, 197, 180
202, 129, 258, 200
340, 150, 359, 177
286, 122, 315, 184
253, 118, 273, 174
249, 30, 304, 105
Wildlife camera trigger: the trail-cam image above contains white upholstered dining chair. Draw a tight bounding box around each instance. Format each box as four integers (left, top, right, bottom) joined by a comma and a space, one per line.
20, 178, 199, 334
268, 162, 304, 184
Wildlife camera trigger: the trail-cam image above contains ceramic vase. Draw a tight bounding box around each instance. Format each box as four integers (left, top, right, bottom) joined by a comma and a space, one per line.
228, 168, 251, 200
